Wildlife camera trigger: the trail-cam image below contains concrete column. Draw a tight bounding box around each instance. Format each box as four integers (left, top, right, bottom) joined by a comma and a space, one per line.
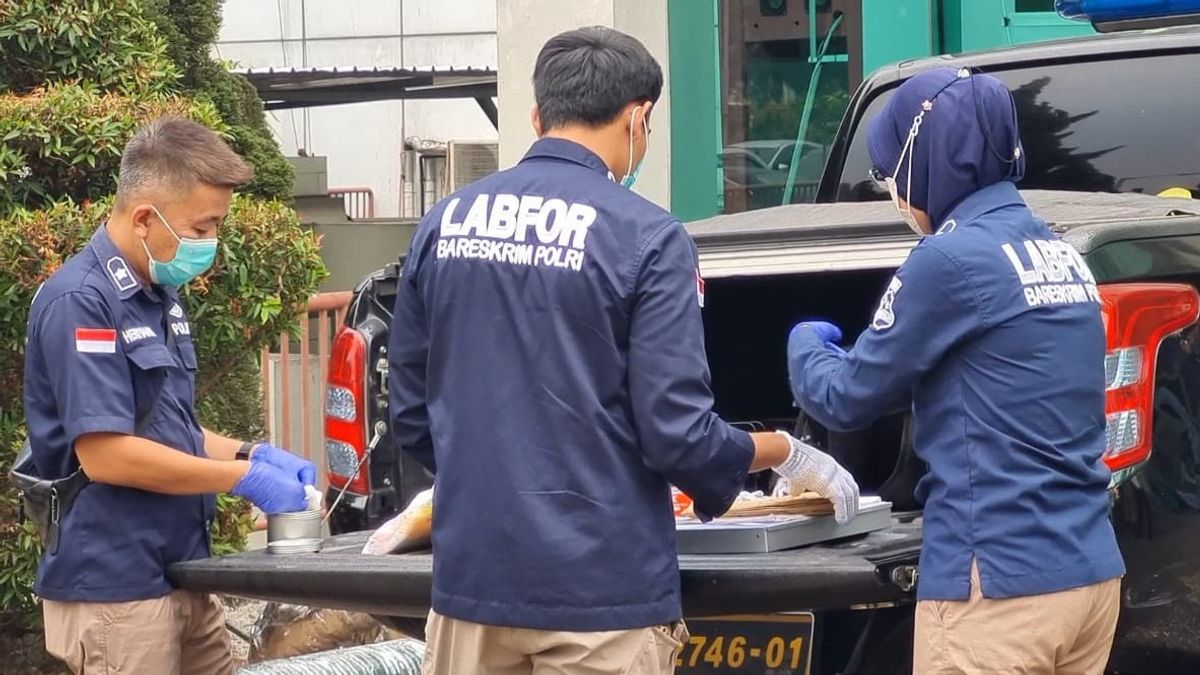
497, 0, 672, 210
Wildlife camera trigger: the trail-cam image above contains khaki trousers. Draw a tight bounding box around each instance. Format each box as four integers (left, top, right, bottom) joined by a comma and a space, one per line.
422, 610, 689, 675
43, 590, 234, 675
914, 563, 1121, 675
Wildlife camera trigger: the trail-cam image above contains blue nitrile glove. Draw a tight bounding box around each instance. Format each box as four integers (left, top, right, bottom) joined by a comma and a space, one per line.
232, 461, 309, 515
252, 443, 317, 487
790, 321, 845, 352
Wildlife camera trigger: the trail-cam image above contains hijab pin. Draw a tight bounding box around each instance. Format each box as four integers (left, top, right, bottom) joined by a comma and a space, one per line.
921, 99, 933, 112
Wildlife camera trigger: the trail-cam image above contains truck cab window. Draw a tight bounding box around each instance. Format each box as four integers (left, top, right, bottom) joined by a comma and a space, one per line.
837, 53, 1200, 202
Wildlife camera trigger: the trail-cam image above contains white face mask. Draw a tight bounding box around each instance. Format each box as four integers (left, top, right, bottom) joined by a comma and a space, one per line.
884, 104, 929, 236
887, 177, 922, 235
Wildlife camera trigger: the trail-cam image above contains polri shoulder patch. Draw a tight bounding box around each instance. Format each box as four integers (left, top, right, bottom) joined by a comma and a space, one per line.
106, 256, 138, 292
872, 276, 903, 331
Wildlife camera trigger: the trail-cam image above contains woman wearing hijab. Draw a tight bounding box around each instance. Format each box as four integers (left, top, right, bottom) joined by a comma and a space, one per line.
787, 68, 1125, 674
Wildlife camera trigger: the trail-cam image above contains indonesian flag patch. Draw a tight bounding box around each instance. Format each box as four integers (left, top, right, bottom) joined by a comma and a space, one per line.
75, 328, 117, 354
696, 269, 706, 308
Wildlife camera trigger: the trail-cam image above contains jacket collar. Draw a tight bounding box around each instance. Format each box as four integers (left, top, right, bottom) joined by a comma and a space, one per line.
89, 224, 152, 301
520, 137, 612, 176
940, 181, 1025, 232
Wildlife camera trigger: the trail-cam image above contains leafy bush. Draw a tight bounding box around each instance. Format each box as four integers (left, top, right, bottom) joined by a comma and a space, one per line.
139, 0, 221, 87
0, 411, 38, 631
222, 111, 296, 201
0, 85, 224, 213
185, 197, 327, 394
0, 199, 105, 409
0, 196, 325, 404
142, 1, 295, 200
0, 196, 327, 623
212, 495, 254, 557
0, 0, 317, 629
0, 0, 178, 97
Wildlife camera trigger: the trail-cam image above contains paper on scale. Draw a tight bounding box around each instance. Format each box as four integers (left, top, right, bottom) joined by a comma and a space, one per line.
677, 496, 885, 529
681, 494, 888, 526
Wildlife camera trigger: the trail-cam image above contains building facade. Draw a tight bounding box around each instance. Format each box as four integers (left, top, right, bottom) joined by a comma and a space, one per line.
219, 0, 1094, 221
217, 0, 499, 217
669, 0, 1096, 220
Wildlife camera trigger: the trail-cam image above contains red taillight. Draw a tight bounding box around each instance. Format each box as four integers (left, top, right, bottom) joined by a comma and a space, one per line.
1099, 283, 1200, 472
324, 326, 370, 494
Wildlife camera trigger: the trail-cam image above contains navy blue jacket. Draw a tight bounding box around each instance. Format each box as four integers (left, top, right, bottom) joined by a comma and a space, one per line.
388, 138, 754, 631
24, 227, 213, 602
789, 182, 1125, 600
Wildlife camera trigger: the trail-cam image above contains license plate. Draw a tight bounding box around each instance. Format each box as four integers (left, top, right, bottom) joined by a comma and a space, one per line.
676, 614, 814, 674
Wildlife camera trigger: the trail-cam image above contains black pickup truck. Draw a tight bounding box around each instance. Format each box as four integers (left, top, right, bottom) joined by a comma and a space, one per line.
172, 26, 1200, 675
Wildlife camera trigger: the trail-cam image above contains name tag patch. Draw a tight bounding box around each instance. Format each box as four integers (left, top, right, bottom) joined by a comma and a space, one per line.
122, 326, 156, 344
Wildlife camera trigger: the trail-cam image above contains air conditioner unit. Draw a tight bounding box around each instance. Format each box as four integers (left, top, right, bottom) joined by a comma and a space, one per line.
446, 141, 499, 192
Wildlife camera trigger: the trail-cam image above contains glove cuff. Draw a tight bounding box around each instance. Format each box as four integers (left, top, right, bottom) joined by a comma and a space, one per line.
773, 431, 811, 477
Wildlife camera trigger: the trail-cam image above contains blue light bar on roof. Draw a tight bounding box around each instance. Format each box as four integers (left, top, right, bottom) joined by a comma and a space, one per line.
1057, 0, 1200, 23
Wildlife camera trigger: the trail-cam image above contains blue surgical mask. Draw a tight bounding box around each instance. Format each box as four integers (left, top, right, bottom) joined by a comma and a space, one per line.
141, 206, 219, 287
621, 106, 649, 189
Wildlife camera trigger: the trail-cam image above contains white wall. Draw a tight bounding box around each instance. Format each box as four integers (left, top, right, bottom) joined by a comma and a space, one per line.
495, 0, 671, 209
218, 0, 499, 216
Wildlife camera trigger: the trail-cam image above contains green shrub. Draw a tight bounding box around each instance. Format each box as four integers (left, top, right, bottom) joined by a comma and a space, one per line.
0, 0, 292, 203
184, 196, 327, 393
0, 199, 105, 410
139, 0, 221, 88
196, 351, 264, 557
0, 85, 225, 214
0, 411, 38, 631
0, 0, 178, 97
142, 2, 295, 200
223, 111, 296, 201
186, 196, 326, 552
0, 196, 327, 624
0, 195, 326, 406
196, 350, 267, 448
0, 0, 316, 630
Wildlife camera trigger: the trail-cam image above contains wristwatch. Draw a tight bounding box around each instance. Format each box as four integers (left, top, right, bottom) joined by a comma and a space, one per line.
235, 442, 257, 462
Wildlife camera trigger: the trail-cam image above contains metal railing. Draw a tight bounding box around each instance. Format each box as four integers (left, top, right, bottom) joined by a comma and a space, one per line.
262, 291, 353, 491
328, 186, 376, 219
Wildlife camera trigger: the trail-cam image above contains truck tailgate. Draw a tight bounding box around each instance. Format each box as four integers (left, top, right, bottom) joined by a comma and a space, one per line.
169, 521, 921, 617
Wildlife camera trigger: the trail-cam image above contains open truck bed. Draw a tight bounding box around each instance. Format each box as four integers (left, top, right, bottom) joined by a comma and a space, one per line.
194, 191, 1200, 672
169, 520, 922, 619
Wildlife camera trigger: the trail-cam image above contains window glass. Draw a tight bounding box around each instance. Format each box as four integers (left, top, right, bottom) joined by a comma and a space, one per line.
837, 53, 1200, 202
1015, 0, 1055, 12
721, 1, 852, 213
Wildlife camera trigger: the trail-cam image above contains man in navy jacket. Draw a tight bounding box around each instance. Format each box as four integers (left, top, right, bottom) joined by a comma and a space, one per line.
388, 26, 859, 675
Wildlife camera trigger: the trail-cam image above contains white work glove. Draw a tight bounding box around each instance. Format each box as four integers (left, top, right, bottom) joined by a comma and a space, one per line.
772, 431, 860, 524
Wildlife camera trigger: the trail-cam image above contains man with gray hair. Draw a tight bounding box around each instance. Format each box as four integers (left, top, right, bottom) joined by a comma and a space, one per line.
22, 117, 314, 674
